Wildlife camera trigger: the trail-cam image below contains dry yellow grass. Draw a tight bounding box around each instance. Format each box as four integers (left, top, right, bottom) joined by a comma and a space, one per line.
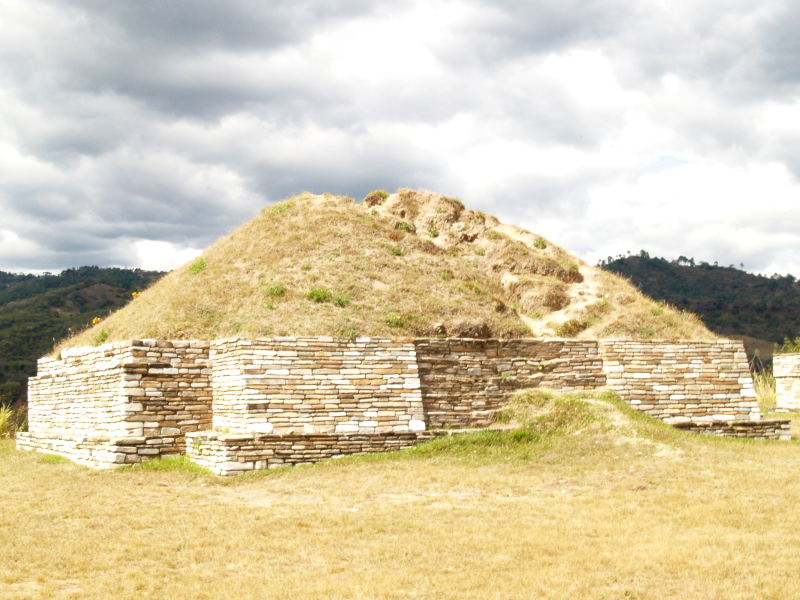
2, 393, 799, 599
56, 190, 713, 352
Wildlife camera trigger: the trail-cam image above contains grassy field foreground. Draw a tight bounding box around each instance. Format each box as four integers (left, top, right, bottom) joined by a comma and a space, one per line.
2, 392, 800, 600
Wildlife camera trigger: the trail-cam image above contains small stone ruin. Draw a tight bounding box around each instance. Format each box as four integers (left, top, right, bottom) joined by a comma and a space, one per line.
17, 337, 791, 475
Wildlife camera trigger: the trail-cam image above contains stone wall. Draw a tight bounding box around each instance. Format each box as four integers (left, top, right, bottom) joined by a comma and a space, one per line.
15, 432, 187, 469
414, 339, 605, 428
673, 419, 791, 440
774, 354, 800, 411
119, 340, 212, 440
18, 340, 212, 467
210, 337, 425, 434
186, 430, 436, 476
26, 345, 128, 438
19, 336, 787, 471
599, 340, 760, 424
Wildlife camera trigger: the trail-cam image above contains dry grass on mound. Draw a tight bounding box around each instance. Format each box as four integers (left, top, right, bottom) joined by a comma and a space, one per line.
57, 193, 529, 350
587, 271, 714, 340
2, 391, 799, 600
55, 190, 714, 352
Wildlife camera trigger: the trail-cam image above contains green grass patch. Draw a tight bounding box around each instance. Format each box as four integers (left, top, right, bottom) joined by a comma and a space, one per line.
92, 329, 110, 346
38, 452, 74, 465
366, 190, 389, 202
306, 287, 332, 303
189, 258, 207, 275
266, 200, 293, 215
263, 282, 285, 297
552, 318, 590, 337
386, 313, 412, 328
127, 455, 214, 476
332, 292, 351, 307
413, 389, 598, 461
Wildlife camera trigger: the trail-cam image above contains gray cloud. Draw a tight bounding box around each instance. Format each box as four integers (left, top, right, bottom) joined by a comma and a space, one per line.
0, 0, 798, 277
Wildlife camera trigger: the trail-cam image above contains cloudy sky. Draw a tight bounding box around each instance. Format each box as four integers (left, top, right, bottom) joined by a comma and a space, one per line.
2, 0, 799, 276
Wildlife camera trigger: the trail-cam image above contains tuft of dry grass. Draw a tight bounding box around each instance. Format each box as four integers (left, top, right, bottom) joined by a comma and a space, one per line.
754, 369, 778, 413
3, 392, 800, 599
55, 190, 716, 352
0, 404, 26, 438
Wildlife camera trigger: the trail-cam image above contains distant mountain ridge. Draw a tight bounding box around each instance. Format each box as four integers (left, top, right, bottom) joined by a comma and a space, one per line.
0, 267, 164, 405
600, 252, 800, 348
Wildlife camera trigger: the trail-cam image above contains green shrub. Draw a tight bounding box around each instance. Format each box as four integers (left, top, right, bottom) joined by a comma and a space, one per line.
386, 314, 407, 328
266, 201, 292, 215
474, 247, 486, 256
0, 404, 26, 438
465, 282, 484, 295
553, 319, 588, 337
390, 246, 405, 256
306, 288, 332, 303
428, 225, 439, 238
189, 258, 207, 274
264, 282, 285, 297
397, 221, 412, 232
534, 238, 547, 249
775, 337, 800, 354
92, 329, 109, 346
332, 293, 351, 307
339, 325, 358, 339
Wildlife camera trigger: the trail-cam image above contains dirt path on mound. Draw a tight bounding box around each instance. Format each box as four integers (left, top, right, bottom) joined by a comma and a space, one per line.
492, 224, 605, 337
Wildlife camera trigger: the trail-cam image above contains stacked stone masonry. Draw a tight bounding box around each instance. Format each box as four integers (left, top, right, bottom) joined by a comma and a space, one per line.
17, 340, 212, 468
599, 340, 761, 424
211, 337, 425, 435
415, 339, 605, 428
18, 337, 789, 472
14, 432, 188, 470
775, 354, 800, 411
186, 430, 438, 476
673, 420, 791, 440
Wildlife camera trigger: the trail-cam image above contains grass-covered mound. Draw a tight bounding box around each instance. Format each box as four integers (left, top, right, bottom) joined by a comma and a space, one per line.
57, 189, 712, 350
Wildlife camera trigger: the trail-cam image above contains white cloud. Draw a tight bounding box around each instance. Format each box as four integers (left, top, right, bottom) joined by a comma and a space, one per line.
0, 0, 798, 277
551, 159, 800, 274
133, 240, 202, 272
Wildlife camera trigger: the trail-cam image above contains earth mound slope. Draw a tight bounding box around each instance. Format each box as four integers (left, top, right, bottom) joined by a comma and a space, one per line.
58, 190, 713, 350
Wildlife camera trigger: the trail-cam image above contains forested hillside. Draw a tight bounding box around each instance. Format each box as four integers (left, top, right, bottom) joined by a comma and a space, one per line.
600, 252, 800, 345
0, 267, 164, 405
